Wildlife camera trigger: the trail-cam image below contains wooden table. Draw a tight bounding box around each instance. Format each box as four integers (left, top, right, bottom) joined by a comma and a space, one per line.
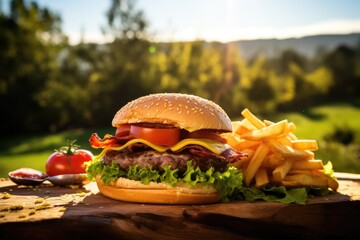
1, 173, 359, 240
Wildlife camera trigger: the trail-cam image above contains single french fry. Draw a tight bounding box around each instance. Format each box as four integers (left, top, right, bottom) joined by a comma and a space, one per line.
266, 140, 314, 160
262, 152, 285, 168
265, 121, 296, 136
263, 119, 274, 126
245, 143, 270, 186
240, 120, 288, 141
287, 132, 298, 140
255, 168, 270, 188
282, 173, 328, 188
272, 160, 294, 182
276, 136, 292, 147
287, 122, 297, 132
311, 170, 339, 191
231, 121, 242, 132
292, 139, 318, 151
292, 159, 323, 170
222, 133, 241, 148
325, 175, 339, 191
241, 108, 266, 129
236, 118, 258, 133
233, 139, 261, 150
236, 126, 252, 135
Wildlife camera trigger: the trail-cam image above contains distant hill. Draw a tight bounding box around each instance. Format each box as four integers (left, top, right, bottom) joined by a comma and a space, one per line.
229, 33, 360, 59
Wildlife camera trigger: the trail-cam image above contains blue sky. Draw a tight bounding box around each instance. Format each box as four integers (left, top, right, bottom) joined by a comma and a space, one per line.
3, 0, 360, 44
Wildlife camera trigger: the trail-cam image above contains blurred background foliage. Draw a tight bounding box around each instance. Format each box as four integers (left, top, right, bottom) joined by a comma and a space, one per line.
0, 0, 359, 175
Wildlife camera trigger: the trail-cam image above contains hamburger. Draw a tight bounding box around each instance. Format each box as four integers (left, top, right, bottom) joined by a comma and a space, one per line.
86, 93, 247, 204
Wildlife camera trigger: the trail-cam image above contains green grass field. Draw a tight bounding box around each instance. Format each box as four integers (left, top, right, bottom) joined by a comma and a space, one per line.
0, 128, 111, 177
271, 103, 360, 173
273, 103, 360, 144
1, 102, 360, 177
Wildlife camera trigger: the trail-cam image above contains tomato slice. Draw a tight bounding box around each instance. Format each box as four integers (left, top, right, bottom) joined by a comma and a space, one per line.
187, 130, 227, 143
115, 124, 131, 137
130, 125, 180, 146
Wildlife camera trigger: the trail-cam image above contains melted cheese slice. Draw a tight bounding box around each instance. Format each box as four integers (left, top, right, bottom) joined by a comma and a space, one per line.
170, 138, 229, 154
96, 138, 230, 159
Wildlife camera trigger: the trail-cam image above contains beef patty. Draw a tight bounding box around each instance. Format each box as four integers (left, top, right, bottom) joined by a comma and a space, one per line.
102, 148, 228, 174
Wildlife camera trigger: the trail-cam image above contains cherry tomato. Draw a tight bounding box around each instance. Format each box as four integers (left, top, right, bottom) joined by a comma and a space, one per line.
115, 124, 131, 137
187, 130, 227, 143
130, 125, 180, 146
45, 140, 93, 176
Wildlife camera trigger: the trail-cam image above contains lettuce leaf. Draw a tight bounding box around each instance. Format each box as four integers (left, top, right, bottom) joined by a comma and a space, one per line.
160, 166, 179, 186
214, 167, 244, 202
86, 158, 324, 204
238, 185, 308, 204
86, 158, 244, 202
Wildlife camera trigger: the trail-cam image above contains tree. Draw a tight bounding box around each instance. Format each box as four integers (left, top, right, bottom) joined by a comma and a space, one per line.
37, 43, 102, 131
324, 45, 360, 100
89, 0, 152, 124
106, 0, 148, 40
35, 0, 153, 130
0, 0, 66, 134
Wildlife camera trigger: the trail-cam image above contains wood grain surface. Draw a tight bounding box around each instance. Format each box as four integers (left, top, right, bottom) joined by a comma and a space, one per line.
0, 177, 359, 239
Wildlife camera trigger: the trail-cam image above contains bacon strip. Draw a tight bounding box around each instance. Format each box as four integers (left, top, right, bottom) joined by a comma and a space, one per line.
221, 148, 248, 163
90, 133, 248, 163
177, 145, 247, 163
89, 133, 133, 149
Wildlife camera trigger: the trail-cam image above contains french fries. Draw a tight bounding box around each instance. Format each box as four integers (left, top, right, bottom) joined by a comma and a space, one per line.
291, 139, 318, 151
292, 159, 323, 170
241, 108, 266, 129
255, 168, 270, 188
272, 160, 293, 182
244, 143, 270, 186
282, 174, 328, 188
240, 120, 288, 141
224, 108, 338, 191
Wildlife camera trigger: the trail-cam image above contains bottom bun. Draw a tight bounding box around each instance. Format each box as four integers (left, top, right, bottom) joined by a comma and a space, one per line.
95, 176, 221, 204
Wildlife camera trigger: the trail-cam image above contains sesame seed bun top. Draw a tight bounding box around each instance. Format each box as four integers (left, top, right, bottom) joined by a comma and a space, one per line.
112, 93, 232, 132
